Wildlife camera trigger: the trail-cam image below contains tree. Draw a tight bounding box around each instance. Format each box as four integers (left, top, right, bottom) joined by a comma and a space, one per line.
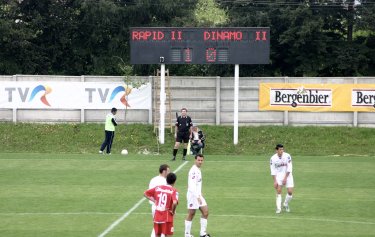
218, 0, 374, 76
115, 56, 147, 123
1, 0, 374, 76
194, 0, 227, 26
0, 0, 38, 74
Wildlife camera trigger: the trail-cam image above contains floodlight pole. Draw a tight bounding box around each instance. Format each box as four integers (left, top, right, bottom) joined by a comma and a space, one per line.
234, 64, 239, 145
159, 63, 166, 144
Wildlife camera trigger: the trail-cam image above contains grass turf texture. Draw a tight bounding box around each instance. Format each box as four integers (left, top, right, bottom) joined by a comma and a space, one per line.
0, 153, 374, 237
1, 123, 375, 156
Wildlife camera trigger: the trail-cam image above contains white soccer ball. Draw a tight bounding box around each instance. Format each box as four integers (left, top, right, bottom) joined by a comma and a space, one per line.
121, 149, 128, 155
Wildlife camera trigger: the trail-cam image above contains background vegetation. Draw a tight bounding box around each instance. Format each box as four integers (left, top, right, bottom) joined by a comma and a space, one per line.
1, 123, 374, 156
1, 0, 374, 77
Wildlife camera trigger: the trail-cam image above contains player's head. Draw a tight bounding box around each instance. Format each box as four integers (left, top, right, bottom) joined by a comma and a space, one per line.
275, 144, 284, 156
192, 126, 198, 132
181, 108, 187, 116
159, 164, 170, 178
194, 154, 204, 168
166, 173, 177, 185
111, 107, 117, 115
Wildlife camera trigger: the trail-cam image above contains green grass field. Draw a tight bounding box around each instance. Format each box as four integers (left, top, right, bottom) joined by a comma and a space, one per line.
0, 153, 374, 237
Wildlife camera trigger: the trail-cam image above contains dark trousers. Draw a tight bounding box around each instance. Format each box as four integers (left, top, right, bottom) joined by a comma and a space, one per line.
100, 130, 115, 153
191, 140, 204, 155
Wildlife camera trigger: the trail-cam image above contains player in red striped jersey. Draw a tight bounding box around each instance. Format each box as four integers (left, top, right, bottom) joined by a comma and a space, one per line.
144, 173, 179, 237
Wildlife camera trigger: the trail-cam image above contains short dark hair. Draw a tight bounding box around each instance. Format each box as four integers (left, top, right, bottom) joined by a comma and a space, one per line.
195, 154, 204, 159
111, 107, 117, 113
159, 164, 169, 174
166, 173, 177, 185
275, 144, 284, 150
181, 108, 187, 112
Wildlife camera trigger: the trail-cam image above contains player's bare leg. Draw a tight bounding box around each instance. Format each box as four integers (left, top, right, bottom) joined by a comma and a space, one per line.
275, 184, 283, 213
283, 187, 293, 212
151, 205, 156, 237
185, 209, 196, 237
172, 142, 180, 161
153, 230, 166, 237
199, 205, 210, 237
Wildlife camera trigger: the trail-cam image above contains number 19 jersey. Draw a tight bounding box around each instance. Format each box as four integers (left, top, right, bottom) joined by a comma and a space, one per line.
144, 185, 178, 223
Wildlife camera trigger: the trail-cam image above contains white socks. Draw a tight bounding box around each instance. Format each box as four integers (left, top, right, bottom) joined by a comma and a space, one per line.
151, 228, 165, 237
284, 194, 293, 206
200, 218, 208, 236
185, 218, 208, 236
185, 220, 192, 236
276, 194, 282, 210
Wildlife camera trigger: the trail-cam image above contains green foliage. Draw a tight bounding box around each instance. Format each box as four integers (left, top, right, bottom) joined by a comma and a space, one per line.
1, 123, 375, 156
194, 0, 227, 26
0, 0, 198, 75
115, 57, 146, 89
0, 0, 374, 76
219, 0, 375, 77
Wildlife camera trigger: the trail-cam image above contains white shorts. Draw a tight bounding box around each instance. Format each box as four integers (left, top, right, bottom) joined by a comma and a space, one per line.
187, 193, 207, 209
276, 174, 294, 188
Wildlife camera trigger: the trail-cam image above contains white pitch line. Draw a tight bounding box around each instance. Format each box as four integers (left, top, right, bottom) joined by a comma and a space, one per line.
0, 212, 123, 216
97, 161, 189, 237
131, 212, 375, 225
3, 211, 374, 226
214, 214, 375, 225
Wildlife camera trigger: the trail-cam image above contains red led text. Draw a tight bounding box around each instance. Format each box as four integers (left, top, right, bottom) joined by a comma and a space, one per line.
132, 31, 165, 41
204, 31, 243, 41
255, 31, 267, 41
171, 31, 183, 40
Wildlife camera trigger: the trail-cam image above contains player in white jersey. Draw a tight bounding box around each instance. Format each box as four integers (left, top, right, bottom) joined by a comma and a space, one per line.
149, 164, 170, 237
185, 154, 210, 237
270, 144, 294, 214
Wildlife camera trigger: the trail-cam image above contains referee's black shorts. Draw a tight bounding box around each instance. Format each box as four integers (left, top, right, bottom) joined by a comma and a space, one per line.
176, 131, 189, 143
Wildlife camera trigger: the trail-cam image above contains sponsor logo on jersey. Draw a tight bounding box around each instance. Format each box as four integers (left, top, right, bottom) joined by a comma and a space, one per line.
155, 187, 174, 194
275, 163, 287, 168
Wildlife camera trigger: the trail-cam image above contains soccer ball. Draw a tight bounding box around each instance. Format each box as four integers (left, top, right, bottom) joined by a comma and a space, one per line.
121, 149, 128, 155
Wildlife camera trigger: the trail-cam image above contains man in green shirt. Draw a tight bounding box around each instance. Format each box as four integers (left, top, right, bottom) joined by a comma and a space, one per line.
99, 107, 118, 155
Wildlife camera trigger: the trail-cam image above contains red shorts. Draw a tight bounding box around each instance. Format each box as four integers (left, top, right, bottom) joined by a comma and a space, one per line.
154, 222, 174, 235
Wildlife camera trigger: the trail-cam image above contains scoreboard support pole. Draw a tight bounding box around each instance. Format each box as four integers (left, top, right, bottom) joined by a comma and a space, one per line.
159, 64, 166, 144
234, 64, 239, 145
130, 28, 270, 145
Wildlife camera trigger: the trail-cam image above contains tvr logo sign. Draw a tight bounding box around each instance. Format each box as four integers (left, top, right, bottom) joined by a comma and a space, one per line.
85, 86, 133, 107
5, 85, 52, 106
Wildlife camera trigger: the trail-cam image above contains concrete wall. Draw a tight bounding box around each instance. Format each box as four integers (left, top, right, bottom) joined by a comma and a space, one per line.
1, 75, 375, 127
167, 76, 375, 127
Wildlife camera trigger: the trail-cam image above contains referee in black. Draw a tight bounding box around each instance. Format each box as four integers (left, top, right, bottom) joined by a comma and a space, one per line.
171, 108, 193, 161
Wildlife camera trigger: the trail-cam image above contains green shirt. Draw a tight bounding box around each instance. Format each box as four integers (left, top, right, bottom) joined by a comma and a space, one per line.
105, 113, 116, 131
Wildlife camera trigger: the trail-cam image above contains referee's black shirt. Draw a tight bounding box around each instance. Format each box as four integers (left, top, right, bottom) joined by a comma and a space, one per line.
176, 116, 193, 133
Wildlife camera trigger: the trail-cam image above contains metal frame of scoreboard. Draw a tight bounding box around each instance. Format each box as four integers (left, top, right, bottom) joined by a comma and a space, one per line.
130, 27, 270, 65
130, 27, 270, 144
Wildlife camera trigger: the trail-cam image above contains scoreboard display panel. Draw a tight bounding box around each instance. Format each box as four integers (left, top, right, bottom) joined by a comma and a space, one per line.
130, 27, 270, 65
